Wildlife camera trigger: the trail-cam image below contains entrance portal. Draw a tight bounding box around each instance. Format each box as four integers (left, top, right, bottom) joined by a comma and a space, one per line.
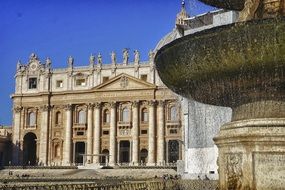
74, 142, 85, 164
23, 132, 37, 165
168, 140, 179, 163
119, 141, 130, 163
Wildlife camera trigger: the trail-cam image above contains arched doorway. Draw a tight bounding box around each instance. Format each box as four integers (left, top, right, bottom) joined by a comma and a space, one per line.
74, 142, 85, 164
140, 149, 148, 164
23, 132, 37, 165
101, 149, 109, 164
168, 140, 179, 163
119, 141, 130, 163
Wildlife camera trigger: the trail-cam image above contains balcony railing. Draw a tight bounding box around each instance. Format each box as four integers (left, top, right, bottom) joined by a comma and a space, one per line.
117, 121, 132, 127
166, 120, 180, 126
73, 123, 87, 129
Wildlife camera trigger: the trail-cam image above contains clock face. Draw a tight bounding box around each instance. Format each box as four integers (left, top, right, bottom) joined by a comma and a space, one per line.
30, 62, 38, 71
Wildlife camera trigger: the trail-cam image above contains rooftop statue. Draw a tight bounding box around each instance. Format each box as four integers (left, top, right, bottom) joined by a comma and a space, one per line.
111, 51, 116, 64
89, 54, 95, 65
148, 50, 155, 61
123, 49, 129, 65
97, 53, 102, 65
68, 56, 74, 67
134, 50, 140, 63
29, 53, 38, 62
45, 57, 51, 69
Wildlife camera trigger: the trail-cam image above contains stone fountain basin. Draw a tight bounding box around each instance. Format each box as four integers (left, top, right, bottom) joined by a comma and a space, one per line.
199, 0, 244, 11
155, 17, 285, 108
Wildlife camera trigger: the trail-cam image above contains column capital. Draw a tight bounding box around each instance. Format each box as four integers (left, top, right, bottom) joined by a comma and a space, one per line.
40, 105, 51, 112
132, 101, 139, 108
88, 103, 94, 110
110, 101, 117, 108
64, 104, 73, 111
147, 100, 156, 107
94, 102, 101, 109
13, 106, 23, 113
157, 100, 165, 107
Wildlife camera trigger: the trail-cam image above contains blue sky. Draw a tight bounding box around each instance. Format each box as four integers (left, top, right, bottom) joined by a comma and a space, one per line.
0, 0, 214, 125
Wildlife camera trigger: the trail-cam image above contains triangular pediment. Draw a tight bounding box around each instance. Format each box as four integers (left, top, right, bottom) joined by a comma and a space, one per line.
93, 73, 156, 91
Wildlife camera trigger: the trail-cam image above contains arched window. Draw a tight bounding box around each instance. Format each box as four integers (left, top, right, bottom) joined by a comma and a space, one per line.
54, 144, 61, 158
122, 108, 129, 122
78, 110, 86, 124
28, 112, 36, 126
103, 109, 110, 123
55, 111, 61, 125
170, 106, 178, 121
141, 108, 148, 122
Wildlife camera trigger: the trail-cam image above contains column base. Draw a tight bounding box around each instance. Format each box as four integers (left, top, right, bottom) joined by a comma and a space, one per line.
214, 118, 285, 190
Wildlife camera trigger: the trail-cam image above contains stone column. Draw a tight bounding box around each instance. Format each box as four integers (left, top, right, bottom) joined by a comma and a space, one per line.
39, 105, 50, 165
157, 100, 165, 165
147, 100, 156, 165
93, 102, 101, 164
109, 102, 117, 165
12, 106, 22, 165
63, 104, 72, 165
132, 101, 139, 165
86, 103, 94, 163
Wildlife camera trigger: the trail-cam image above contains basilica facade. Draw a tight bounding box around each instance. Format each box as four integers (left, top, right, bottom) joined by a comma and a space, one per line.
11, 51, 183, 166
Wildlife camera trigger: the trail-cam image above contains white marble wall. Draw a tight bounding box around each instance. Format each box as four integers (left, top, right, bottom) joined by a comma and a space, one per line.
182, 98, 232, 179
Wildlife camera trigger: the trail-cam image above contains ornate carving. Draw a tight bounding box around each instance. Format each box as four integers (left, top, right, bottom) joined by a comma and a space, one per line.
110, 102, 117, 108
40, 105, 50, 112
120, 76, 129, 88
148, 100, 156, 107
94, 102, 101, 109
132, 101, 139, 108
88, 103, 94, 110
238, 0, 284, 21
29, 53, 39, 63
14, 106, 22, 113
226, 154, 243, 190
64, 104, 73, 111
157, 100, 165, 107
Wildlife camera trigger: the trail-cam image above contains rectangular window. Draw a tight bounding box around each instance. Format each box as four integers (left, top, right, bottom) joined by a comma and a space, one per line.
28, 78, 37, 89
56, 80, 63, 88
141, 130, 147, 135
102, 76, 109, 83
76, 79, 86, 86
140, 74, 147, 82
103, 130, 109, 135
76, 131, 84, 136
170, 129, 178, 134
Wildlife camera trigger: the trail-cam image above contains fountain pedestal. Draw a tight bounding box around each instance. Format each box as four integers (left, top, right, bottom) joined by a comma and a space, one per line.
155, 16, 285, 189
215, 118, 285, 189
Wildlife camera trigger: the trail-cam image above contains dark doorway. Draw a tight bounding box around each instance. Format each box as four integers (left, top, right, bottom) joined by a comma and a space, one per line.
168, 140, 179, 163
140, 149, 148, 164
23, 132, 37, 165
101, 149, 109, 164
75, 142, 85, 164
119, 141, 130, 163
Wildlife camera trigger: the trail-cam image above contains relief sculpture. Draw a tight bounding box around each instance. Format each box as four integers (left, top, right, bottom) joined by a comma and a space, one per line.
226, 154, 243, 190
